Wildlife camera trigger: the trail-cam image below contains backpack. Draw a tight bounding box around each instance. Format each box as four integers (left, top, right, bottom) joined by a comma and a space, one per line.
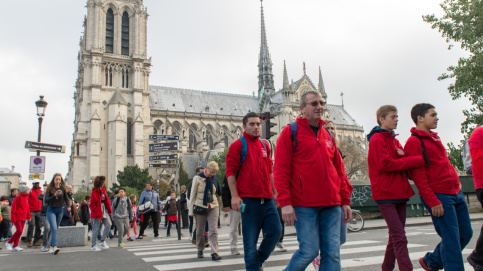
410, 134, 431, 165
462, 140, 472, 174
237, 136, 268, 178
288, 122, 335, 152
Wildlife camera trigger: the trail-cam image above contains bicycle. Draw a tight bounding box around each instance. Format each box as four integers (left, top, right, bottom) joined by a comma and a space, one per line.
348, 209, 364, 232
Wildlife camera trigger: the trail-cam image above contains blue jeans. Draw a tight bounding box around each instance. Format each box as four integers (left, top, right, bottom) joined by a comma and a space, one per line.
241, 198, 282, 271
420, 191, 473, 271
286, 205, 341, 271
46, 207, 63, 247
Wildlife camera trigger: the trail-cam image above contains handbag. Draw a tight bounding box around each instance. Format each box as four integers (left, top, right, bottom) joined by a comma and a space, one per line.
193, 205, 208, 215
138, 201, 154, 214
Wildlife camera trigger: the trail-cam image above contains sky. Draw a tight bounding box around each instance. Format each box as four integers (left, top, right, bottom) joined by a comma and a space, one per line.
0, 0, 472, 187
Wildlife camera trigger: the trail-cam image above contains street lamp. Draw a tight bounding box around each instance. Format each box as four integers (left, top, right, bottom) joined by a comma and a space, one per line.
35, 96, 48, 156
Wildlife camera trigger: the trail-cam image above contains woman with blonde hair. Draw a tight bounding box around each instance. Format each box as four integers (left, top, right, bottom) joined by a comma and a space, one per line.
189, 161, 222, 261
44, 173, 70, 255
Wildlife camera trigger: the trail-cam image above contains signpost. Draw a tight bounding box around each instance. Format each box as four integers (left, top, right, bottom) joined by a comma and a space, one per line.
149, 135, 179, 141
25, 141, 66, 153
29, 174, 44, 180
29, 156, 46, 173
148, 164, 179, 168
148, 142, 178, 153
149, 154, 179, 161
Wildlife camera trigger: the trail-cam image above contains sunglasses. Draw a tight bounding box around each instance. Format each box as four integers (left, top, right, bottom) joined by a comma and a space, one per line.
307, 101, 326, 107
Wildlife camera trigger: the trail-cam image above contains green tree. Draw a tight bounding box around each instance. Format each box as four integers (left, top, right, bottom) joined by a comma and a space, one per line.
423, 0, 483, 135
113, 165, 152, 193
72, 186, 90, 203
447, 142, 465, 172
123, 186, 140, 202
178, 160, 191, 188
209, 148, 228, 187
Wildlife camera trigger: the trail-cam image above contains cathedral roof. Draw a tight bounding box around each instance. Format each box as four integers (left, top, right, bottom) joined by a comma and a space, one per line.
326, 104, 361, 127
149, 86, 259, 116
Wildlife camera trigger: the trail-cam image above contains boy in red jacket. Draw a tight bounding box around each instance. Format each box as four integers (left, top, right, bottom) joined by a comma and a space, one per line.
6, 185, 31, 252
405, 103, 472, 271
367, 105, 425, 271
467, 126, 483, 270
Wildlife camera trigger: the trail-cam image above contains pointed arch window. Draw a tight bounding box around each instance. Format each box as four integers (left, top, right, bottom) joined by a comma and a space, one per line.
127, 120, 132, 155
105, 8, 114, 53
122, 67, 129, 88
121, 11, 129, 56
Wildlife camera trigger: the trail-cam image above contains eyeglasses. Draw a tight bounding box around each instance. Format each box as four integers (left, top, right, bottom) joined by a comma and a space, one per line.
306, 101, 326, 107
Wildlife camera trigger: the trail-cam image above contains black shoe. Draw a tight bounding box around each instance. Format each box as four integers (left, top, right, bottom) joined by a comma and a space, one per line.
468, 255, 483, 271
197, 251, 204, 258
211, 253, 222, 261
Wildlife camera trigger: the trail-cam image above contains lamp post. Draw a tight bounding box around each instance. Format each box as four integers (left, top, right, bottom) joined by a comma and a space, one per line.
35, 96, 48, 156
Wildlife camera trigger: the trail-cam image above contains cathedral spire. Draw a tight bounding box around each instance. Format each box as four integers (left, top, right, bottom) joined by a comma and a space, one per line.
318, 66, 327, 100
258, 0, 274, 99
283, 60, 289, 90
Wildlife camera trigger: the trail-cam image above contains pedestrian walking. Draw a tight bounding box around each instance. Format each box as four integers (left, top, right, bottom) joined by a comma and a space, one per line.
111, 188, 133, 248
38, 191, 51, 252
126, 194, 138, 241
367, 105, 426, 271
221, 175, 241, 255
80, 195, 91, 232
189, 162, 222, 261
90, 175, 112, 252
0, 196, 11, 241
6, 185, 31, 252
162, 192, 179, 237
274, 91, 351, 271
467, 125, 483, 270
26, 180, 42, 248
226, 112, 282, 270
44, 173, 71, 255
138, 182, 162, 239
405, 103, 472, 271
8, 189, 17, 206
180, 185, 189, 229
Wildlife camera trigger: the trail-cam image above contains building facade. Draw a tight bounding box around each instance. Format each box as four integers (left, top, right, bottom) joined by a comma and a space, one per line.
68, 0, 365, 191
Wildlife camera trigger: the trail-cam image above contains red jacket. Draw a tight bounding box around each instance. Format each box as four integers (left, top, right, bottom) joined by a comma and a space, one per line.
368, 131, 424, 201
225, 132, 274, 198
274, 117, 351, 208
469, 126, 483, 190
28, 187, 43, 212
404, 128, 460, 208
89, 188, 112, 219
11, 192, 31, 223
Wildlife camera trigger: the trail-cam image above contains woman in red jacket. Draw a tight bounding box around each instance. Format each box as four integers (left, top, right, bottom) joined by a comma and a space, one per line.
6, 185, 31, 252
89, 176, 112, 251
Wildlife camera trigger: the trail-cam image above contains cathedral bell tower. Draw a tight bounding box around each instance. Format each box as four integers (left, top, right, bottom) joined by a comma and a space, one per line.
258, 0, 275, 111
69, 0, 152, 190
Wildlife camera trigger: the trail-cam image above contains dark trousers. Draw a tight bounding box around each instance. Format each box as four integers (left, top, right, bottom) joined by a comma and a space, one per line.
0, 219, 10, 238
469, 188, 483, 264
27, 211, 42, 243
181, 208, 189, 228
139, 212, 159, 237
189, 216, 194, 234
277, 207, 285, 243
167, 220, 178, 235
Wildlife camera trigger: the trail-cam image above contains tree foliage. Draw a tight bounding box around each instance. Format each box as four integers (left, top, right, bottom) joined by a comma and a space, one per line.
447, 142, 465, 173
178, 160, 191, 188
423, 0, 483, 135
337, 140, 368, 180
209, 148, 228, 187
113, 165, 152, 193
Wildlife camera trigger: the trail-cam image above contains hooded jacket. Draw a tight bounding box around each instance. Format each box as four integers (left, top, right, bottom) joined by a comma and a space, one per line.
274, 117, 351, 208
28, 187, 43, 212
367, 126, 424, 201
89, 187, 112, 219
404, 128, 461, 208
469, 126, 483, 190
11, 192, 31, 223
225, 132, 273, 199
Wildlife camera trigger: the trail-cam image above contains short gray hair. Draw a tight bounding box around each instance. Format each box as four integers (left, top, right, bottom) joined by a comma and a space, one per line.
300, 91, 322, 106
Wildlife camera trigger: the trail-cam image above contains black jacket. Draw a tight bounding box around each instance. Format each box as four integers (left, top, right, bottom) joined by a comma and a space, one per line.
8, 195, 15, 206
180, 191, 188, 210
187, 181, 192, 200
222, 175, 231, 209
80, 202, 90, 224
38, 194, 48, 216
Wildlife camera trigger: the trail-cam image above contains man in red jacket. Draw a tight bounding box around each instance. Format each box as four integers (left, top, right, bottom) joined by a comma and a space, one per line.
367, 105, 425, 271
405, 103, 472, 271
226, 112, 281, 271
26, 180, 43, 247
467, 126, 483, 270
274, 91, 351, 271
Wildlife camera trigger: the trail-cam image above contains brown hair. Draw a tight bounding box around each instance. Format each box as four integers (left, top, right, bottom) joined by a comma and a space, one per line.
0, 195, 8, 201
47, 173, 67, 194
93, 176, 106, 189
376, 105, 398, 126
129, 194, 136, 203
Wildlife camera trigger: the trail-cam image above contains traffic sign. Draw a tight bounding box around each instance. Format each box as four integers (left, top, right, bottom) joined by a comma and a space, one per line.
30, 156, 46, 173
29, 174, 44, 180
148, 142, 178, 153
25, 141, 66, 153
149, 135, 179, 141
149, 154, 179, 161
148, 164, 179, 168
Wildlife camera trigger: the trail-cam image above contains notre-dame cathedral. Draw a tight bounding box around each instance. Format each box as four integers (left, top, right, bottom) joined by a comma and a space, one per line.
67, 0, 365, 191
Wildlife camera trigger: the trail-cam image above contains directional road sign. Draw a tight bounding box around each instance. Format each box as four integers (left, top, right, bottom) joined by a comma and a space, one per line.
148, 142, 178, 153
149, 154, 179, 161
30, 156, 46, 173
149, 135, 179, 141
25, 141, 66, 153
148, 164, 179, 168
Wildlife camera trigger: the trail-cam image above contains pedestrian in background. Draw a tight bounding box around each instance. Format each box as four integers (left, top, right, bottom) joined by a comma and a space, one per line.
44, 173, 71, 255
80, 195, 91, 232
126, 194, 138, 241
0, 196, 10, 241
26, 180, 42, 248
90, 175, 112, 252
38, 191, 50, 252
180, 185, 189, 229
162, 192, 179, 238
222, 175, 241, 256
138, 182, 162, 239
8, 189, 17, 206
6, 185, 31, 252
111, 188, 133, 248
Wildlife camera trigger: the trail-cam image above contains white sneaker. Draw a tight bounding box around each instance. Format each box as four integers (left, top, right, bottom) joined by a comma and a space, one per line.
99, 241, 110, 249
276, 242, 287, 252
91, 245, 101, 252
41, 246, 48, 252
53, 247, 60, 255
5, 243, 13, 251
48, 247, 54, 254
12, 246, 23, 252
231, 248, 241, 255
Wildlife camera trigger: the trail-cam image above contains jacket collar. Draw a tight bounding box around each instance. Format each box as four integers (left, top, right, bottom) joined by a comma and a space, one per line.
410, 127, 439, 140
242, 131, 260, 141
296, 117, 326, 128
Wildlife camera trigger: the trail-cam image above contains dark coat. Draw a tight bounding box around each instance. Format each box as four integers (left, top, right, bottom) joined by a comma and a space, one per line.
180, 191, 188, 210
162, 198, 178, 216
